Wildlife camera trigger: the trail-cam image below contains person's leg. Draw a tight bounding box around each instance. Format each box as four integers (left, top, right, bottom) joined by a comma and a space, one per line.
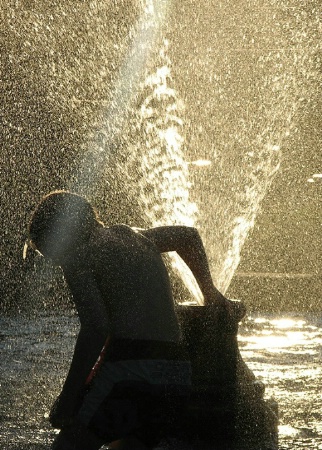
51, 422, 106, 450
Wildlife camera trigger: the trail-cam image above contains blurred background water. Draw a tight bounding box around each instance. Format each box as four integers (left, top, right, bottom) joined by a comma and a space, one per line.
0, 0, 321, 448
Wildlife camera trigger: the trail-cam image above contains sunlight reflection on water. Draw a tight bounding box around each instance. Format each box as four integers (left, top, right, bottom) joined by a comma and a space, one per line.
1, 312, 321, 449
239, 314, 322, 448
239, 316, 322, 354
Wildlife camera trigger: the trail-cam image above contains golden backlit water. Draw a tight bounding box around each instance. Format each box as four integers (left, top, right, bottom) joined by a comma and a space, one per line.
1, 2, 321, 448
3, 0, 320, 309
239, 314, 322, 449
1, 310, 321, 449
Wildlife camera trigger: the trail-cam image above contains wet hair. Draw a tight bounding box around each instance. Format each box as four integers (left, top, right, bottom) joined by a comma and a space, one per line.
28, 190, 102, 262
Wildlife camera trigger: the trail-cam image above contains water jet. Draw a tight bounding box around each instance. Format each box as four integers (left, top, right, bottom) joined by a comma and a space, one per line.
1, 0, 321, 448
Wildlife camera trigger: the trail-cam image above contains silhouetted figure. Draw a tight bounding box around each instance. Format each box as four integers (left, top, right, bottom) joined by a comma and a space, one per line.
28, 190, 232, 450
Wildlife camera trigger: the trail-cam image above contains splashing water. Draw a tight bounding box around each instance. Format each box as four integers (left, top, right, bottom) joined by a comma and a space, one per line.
162, 0, 321, 294
71, 0, 170, 195
65, 0, 320, 303
1, 2, 322, 450
2, 0, 320, 310
70, 4, 202, 302
128, 41, 201, 302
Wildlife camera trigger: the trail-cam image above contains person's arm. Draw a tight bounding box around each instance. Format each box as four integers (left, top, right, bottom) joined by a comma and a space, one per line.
140, 226, 227, 307
49, 265, 109, 428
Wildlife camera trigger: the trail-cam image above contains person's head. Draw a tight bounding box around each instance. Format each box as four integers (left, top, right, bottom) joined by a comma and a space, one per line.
28, 190, 102, 263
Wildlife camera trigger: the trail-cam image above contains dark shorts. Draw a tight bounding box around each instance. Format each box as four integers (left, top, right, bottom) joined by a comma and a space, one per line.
77, 339, 192, 447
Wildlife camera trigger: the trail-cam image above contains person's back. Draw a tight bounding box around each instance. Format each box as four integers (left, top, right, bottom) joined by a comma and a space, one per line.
27, 190, 233, 450
86, 224, 181, 342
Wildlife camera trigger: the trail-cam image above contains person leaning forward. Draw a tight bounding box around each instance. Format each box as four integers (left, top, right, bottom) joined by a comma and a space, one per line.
27, 190, 233, 450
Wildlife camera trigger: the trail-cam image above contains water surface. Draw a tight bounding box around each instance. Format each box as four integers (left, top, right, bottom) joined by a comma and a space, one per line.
1, 311, 321, 449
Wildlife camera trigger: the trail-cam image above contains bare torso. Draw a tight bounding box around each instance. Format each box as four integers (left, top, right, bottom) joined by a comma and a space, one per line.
81, 225, 181, 342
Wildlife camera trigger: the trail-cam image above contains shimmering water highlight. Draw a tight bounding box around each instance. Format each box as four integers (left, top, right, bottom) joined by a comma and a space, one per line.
1, 312, 322, 449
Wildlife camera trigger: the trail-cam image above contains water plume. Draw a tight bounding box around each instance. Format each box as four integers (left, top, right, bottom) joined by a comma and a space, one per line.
71, 0, 170, 196
2, 0, 321, 310
69, 3, 202, 302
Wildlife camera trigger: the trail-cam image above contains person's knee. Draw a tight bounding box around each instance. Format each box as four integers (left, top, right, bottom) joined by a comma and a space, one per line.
51, 422, 105, 450
51, 429, 75, 450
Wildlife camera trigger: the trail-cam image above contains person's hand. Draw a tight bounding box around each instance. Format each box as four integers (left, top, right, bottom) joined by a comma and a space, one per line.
203, 286, 227, 309
203, 288, 246, 322
221, 298, 247, 323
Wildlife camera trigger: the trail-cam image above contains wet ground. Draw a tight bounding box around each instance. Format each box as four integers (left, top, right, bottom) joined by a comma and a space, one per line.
0, 311, 321, 449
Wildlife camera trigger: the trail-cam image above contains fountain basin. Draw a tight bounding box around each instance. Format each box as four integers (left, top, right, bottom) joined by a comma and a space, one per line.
172, 303, 279, 450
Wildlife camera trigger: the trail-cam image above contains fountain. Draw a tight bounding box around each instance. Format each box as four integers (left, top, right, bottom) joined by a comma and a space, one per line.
1, 0, 321, 448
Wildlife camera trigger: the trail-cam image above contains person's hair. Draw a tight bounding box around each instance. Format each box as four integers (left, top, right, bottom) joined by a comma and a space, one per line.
28, 190, 102, 261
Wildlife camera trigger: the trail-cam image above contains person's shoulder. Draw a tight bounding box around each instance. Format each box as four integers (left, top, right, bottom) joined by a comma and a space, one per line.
92, 224, 136, 246
109, 224, 138, 236
110, 224, 132, 232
